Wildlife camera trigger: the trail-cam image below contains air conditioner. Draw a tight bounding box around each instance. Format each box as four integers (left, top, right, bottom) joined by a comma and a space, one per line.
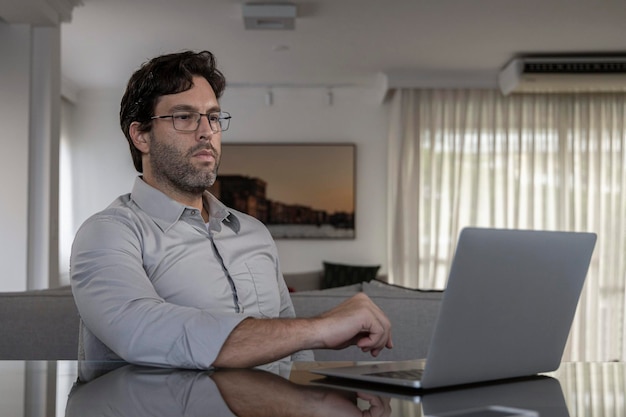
242, 3, 296, 30
498, 56, 626, 95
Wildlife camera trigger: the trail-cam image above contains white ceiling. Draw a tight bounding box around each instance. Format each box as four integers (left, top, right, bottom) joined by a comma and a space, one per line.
10, 0, 626, 92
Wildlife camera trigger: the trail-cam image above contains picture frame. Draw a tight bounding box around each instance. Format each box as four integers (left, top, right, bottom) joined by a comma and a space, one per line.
210, 143, 356, 239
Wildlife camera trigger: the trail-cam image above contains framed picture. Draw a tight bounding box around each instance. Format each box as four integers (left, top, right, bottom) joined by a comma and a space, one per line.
210, 143, 356, 239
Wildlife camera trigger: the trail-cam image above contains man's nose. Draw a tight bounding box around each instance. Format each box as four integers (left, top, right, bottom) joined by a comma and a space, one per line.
196, 114, 214, 137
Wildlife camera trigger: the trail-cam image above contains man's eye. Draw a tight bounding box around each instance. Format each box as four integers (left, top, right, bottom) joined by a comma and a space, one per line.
209, 114, 220, 122
174, 113, 192, 120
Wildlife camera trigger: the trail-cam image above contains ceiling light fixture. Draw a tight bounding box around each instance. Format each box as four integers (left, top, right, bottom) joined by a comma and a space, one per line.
243, 3, 297, 30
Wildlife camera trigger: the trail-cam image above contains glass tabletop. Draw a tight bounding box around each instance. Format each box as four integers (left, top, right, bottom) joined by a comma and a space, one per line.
0, 361, 623, 416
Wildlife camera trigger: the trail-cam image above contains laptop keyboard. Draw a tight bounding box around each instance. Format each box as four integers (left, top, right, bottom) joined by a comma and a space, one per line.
365, 368, 424, 380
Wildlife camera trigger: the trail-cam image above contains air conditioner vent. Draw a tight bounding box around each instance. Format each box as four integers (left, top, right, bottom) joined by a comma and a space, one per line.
523, 61, 626, 74
499, 55, 626, 95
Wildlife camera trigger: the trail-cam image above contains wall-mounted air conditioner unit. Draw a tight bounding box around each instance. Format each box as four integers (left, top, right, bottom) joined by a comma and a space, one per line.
498, 55, 626, 95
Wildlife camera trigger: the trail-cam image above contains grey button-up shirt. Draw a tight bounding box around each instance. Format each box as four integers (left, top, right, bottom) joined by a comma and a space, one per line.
71, 177, 312, 369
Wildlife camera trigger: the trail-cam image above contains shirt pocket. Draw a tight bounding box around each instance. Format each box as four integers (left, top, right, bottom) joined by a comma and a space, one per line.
229, 259, 281, 318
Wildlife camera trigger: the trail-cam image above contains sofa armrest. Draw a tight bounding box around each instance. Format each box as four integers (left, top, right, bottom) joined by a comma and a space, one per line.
0, 286, 80, 360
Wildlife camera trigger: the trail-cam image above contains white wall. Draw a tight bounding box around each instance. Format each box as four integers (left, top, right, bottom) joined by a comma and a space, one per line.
0, 22, 63, 291
28, 26, 61, 290
0, 23, 31, 291
59, 98, 77, 283
64, 85, 389, 277
65, 87, 136, 232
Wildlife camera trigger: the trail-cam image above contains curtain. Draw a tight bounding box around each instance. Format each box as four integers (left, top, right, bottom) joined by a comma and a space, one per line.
387, 89, 626, 361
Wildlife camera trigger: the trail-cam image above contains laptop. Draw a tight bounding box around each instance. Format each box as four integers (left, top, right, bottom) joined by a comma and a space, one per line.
312, 227, 596, 389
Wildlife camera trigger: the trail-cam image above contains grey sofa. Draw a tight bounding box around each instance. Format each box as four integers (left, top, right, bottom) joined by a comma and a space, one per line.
0, 276, 442, 362
289, 279, 443, 361
0, 286, 79, 359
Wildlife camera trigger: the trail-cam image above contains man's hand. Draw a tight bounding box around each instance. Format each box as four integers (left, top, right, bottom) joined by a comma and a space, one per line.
314, 293, 394, 356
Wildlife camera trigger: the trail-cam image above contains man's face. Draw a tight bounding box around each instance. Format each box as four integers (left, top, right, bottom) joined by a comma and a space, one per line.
147, 76, 222, 194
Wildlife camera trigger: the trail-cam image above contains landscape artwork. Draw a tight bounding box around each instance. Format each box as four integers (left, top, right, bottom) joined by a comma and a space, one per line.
210, 143, 356, 239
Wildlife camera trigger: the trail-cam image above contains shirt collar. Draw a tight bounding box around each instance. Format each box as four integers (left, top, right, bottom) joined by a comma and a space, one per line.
130, 177, 240, 233
204, 190, 241, 233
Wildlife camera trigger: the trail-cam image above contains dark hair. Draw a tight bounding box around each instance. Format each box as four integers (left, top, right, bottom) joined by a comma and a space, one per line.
119, 50, 226, 172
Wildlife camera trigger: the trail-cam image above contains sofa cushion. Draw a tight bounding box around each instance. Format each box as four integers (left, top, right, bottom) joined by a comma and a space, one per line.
322, 261, 380, 289
290, 284, 362, 317
290, 280, 443, 362
0, 286, 79, 360
289, 283, 363, 317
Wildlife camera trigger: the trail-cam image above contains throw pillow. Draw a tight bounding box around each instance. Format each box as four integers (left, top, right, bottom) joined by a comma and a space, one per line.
322, 261, 380, 289
362, 279, 444, 298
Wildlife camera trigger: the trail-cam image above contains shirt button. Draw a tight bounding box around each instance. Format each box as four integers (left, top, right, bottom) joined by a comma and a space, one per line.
191, 210, 198, 215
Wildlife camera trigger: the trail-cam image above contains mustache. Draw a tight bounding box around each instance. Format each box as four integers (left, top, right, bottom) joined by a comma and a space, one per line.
188, 143, 218, 157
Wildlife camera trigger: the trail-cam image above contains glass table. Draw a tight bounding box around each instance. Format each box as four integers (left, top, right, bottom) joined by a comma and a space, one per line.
0, 360, 623, 416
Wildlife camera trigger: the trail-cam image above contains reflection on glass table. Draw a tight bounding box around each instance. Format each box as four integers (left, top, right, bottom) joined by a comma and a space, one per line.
313, 372, 567, 417
67, 361, 392, 417
1, 361, 624, 416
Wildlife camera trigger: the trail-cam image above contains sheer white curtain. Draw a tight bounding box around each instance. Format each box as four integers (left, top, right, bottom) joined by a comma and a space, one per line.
387, 89, 626, 361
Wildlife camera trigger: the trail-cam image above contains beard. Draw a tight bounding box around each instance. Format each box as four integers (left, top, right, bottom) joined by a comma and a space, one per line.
148, 133, 220, 195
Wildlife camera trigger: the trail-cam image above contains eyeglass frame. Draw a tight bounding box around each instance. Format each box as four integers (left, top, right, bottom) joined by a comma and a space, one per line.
150, 111, 232, 133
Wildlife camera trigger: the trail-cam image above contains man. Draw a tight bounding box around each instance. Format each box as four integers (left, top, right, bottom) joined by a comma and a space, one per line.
70, 50, 392, 369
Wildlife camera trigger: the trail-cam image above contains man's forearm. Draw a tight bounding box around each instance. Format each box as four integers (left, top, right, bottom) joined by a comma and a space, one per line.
212, 317, 321, 368
213, 293, 393, 368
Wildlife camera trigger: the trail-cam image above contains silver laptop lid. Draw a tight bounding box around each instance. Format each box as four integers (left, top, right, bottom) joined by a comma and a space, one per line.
421, 228, 596, 388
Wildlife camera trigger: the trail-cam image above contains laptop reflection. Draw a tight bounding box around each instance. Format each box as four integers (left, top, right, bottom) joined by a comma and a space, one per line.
314, 374, 569, 417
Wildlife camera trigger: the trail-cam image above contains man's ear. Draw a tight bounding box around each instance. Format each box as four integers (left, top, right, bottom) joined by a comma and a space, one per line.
129, 122, 150, 153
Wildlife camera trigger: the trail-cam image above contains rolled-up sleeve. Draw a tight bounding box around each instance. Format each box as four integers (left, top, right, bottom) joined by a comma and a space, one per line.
71, 214, 246, 369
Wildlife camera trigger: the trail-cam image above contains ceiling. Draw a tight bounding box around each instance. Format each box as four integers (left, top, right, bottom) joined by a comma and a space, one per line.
7, 0, 626, 93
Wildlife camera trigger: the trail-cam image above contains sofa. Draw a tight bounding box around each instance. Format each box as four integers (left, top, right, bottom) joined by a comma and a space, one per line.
285, 272, 443, 361
0, 286, 80, 360
0, 273, 443, 362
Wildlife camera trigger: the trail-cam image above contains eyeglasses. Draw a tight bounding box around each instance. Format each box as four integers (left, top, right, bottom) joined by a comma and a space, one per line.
151, 111, 231, 133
